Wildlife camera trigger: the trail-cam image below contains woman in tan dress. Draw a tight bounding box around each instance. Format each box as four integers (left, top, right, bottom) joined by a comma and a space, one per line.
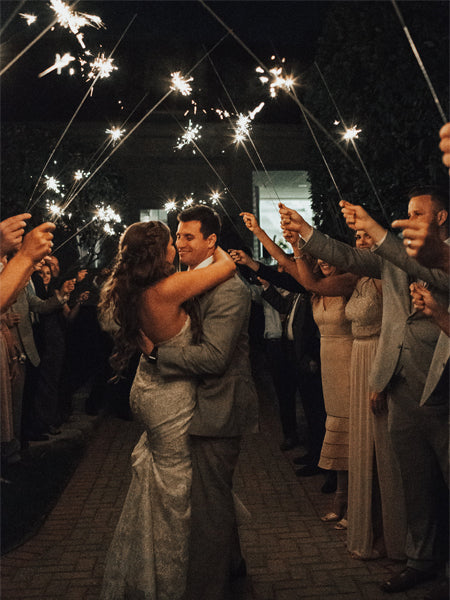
279, 231, 357, 529
284, 224, 406, 557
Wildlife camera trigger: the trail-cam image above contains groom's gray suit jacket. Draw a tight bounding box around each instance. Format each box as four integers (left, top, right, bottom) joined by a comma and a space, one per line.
157, 273, 259, 437
301, 229, 448, 404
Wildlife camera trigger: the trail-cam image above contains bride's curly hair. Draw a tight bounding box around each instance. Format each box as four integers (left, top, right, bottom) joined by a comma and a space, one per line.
99, 221, 176, 376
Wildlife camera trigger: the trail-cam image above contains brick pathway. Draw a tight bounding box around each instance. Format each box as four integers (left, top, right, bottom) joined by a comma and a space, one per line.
1, 365, 438, 599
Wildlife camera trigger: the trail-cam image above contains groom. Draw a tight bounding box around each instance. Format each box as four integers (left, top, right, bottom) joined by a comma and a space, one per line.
152, 205, 258, 600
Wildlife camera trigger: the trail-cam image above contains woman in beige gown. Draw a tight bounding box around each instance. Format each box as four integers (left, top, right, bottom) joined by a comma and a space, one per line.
282, 222, 406, 558
272, 231, 358, 528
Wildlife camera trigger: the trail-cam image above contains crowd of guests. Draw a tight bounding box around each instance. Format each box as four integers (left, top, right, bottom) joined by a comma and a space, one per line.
225, 122, 449, 599
0, 219, 130, 470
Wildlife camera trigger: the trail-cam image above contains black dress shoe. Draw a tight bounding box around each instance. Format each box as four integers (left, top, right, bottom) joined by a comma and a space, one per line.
230, 558, 247, 579
423, 578, 449, 600
47, 426, 61, 435
321, 471, 337, 494
295, 465, 322, 477
26, 433, 50, 442
380, 568, 436, 593
279, 438, 300, 451
293, 453, 314, 465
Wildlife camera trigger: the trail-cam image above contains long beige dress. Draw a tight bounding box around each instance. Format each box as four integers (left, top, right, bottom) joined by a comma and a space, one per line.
313, 296, 353, 471
345, 278, 406, 560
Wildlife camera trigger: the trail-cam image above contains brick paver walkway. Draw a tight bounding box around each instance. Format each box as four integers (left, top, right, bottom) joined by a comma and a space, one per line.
1, 364, 438, 599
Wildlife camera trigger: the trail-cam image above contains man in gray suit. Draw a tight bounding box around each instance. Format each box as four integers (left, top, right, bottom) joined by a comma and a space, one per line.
280, 187, 448, 594
150, 205, 258, 600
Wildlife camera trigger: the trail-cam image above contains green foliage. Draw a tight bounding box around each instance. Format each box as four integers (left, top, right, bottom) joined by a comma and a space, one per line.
1, 124, 130, 267
302, 1, 449, 236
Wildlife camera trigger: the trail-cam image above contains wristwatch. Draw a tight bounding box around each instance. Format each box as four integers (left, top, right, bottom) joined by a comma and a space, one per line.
145, 347, 158, 362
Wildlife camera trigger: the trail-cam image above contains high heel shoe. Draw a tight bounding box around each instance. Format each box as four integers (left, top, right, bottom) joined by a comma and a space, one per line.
334, 518, 348, 530
320, 512, 340, 522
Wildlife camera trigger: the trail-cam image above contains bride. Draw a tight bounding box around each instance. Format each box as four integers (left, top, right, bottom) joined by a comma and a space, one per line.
99, 220, 235, 599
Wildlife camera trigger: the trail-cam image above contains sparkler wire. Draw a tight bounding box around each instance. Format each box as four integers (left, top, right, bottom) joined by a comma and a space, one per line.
391, 0, 447, 125
52, 217, 96, 253
207, 55, 281, 211
0, 0, 27, 37
0, 1, 81, 76
27, 14, 137, 212
58, 32, 230, 215
169, 111, 248, 241
314, 62, 390, 224
198, 0, 357, 168
290, 86, 348, 238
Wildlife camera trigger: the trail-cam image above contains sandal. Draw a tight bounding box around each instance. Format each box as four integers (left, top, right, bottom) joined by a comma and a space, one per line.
321, 512, 340, 522
334, 518, 348, 530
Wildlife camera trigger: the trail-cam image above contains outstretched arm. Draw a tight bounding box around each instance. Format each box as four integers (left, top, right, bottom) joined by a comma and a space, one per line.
240, 211, 298, 278
283, 229, 358, 298
1, 222, 55, 312
391, 218, 450, 272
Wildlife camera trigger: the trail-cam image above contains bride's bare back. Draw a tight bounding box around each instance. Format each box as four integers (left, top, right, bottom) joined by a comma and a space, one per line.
138, 247, 236, 345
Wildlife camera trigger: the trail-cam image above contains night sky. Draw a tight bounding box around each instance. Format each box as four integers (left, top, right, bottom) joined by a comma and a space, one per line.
1, 1, 329, 124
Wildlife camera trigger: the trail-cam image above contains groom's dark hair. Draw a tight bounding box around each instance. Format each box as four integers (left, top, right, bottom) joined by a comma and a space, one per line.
178, 205, 221, 240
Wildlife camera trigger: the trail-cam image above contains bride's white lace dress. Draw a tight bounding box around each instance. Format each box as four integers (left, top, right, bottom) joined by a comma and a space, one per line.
101, 317, 196, 600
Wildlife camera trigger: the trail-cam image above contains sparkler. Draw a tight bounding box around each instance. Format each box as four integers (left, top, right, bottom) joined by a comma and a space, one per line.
198, 0, 355, 167
175, 121, 202, 151
38, 52, 75, 78
87, 53, 117, 80
342, 126, 362, 141
170, 72, 193, 96
96, 204, 122, 224
256, 65, 295, 98
209, 191, 221, 205
74, 169, 89, 180
49, 0, 104, 48
314, 61, 389, 224
58, 34, 229, 216
182, 196, 195, 209
45, 175, 62, 193
20, 13, 37, 26
164, 200, 178, 213
48, 202, 64, 217
106, 127, 125, 143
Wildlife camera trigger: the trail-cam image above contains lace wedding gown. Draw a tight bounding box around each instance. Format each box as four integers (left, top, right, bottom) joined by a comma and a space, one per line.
101, 317, 196, 600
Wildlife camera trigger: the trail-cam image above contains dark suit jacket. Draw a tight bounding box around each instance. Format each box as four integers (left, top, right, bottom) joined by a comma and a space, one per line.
157, 274, 259, 437
261, 285, 320, 369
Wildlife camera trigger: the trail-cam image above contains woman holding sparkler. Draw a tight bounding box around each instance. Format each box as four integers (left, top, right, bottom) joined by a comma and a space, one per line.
99, 220, 235, 600
280, 206, 406, 560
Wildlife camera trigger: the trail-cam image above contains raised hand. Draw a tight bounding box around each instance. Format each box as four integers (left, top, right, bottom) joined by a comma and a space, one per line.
0, 213, 32, 256
392, 218, 449, 270
439, 122, 450, 174
278, 202, 305, 233
339, 200, 373, 231
20, 222, 55, 264
60, 278, 76, 295
240, 212, 260, 233
228, 249, 248, 265
282, 228, 299, 247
